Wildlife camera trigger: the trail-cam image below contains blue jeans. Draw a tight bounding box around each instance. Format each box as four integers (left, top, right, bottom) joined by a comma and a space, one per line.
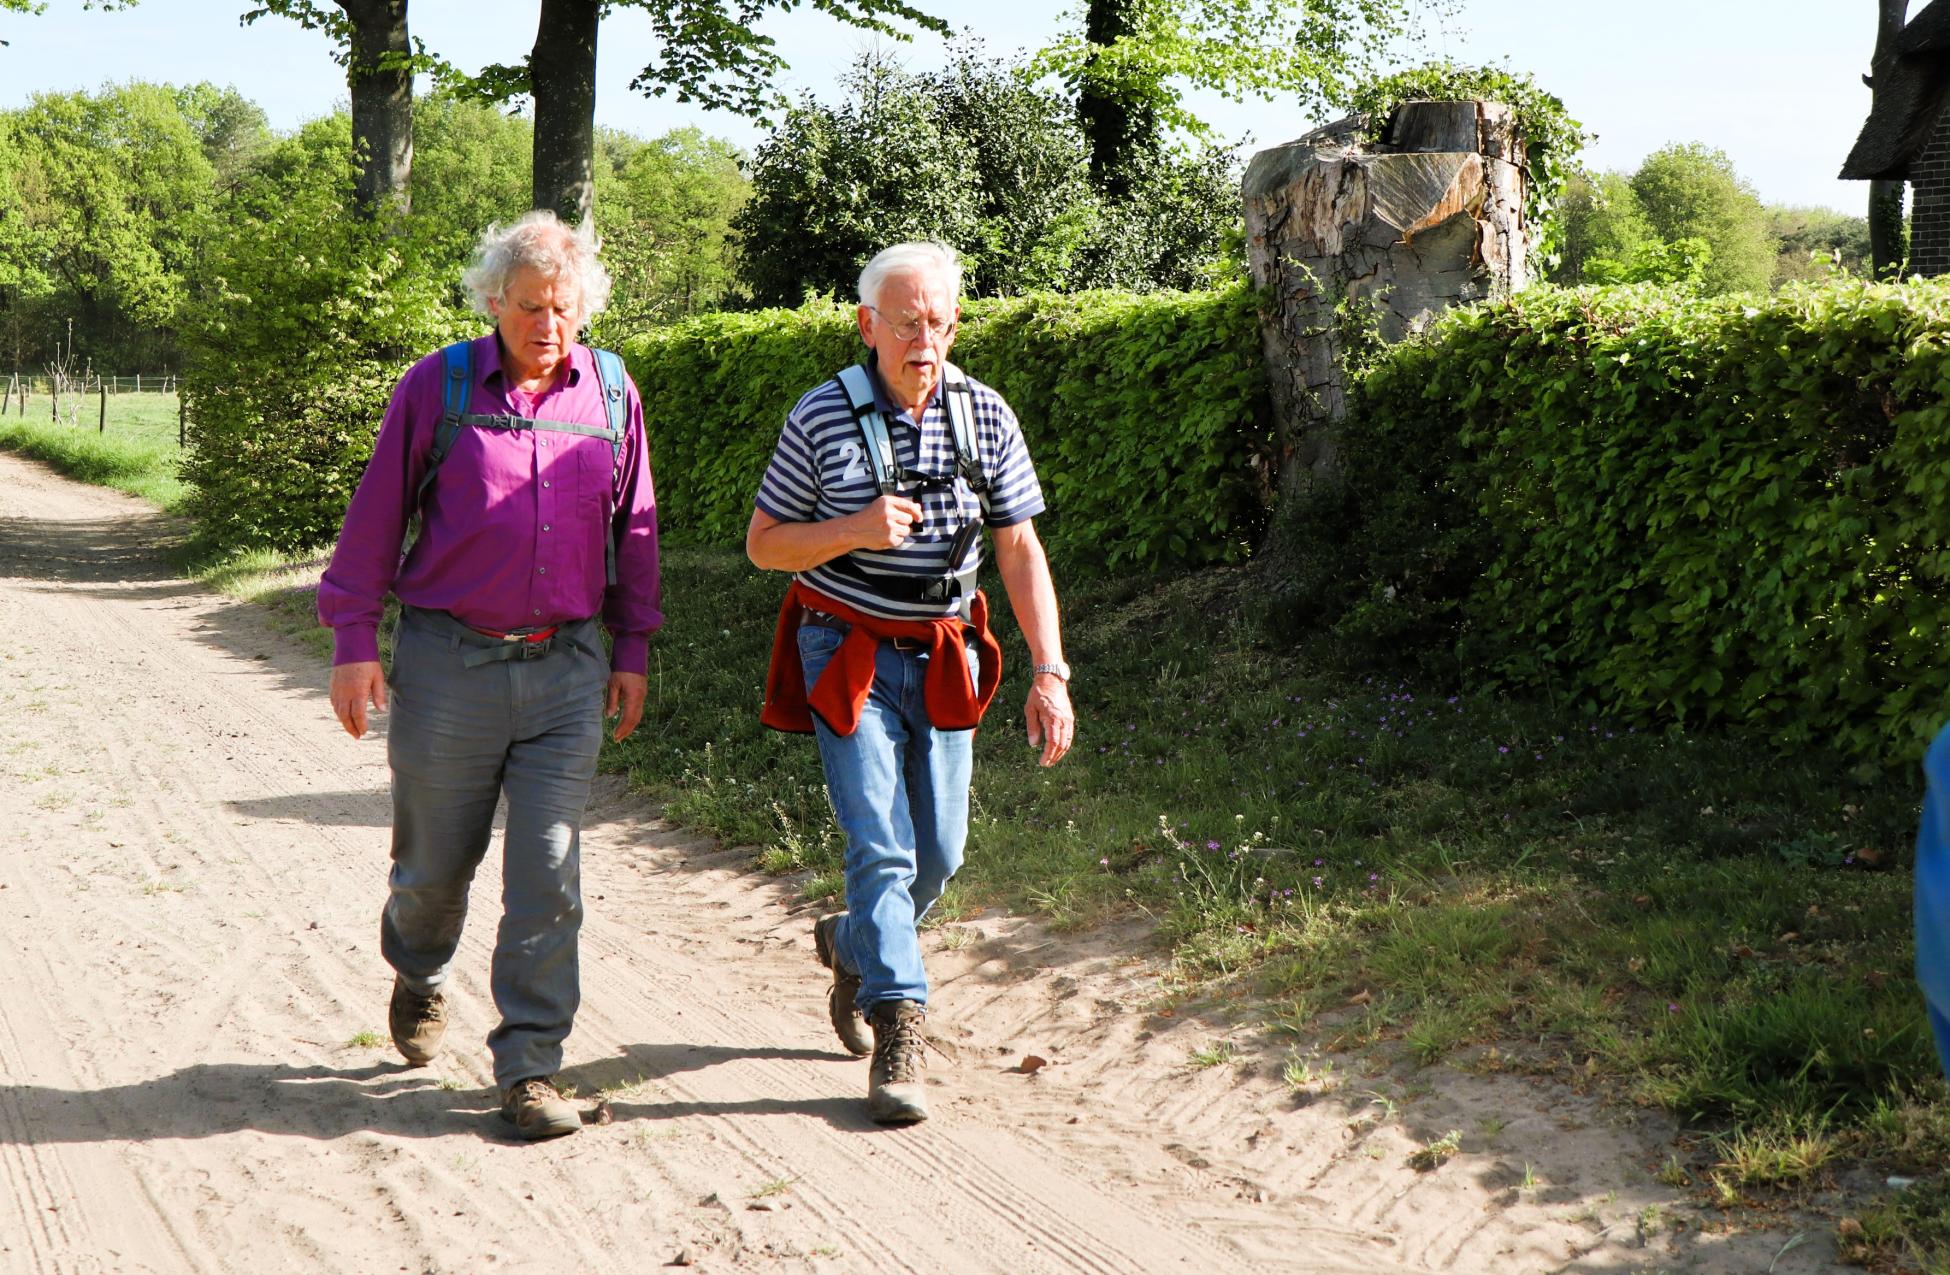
799, 622, 974, 1011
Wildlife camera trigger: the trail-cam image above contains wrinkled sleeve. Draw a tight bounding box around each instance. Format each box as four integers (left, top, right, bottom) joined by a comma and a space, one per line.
755, 403, 818, 523
316, 360, 431, 665
603, 371, 662, 676
979, 392, 1045, 528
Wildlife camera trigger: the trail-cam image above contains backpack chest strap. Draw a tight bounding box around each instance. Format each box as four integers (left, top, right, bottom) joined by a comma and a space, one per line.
458, 412, 622, 444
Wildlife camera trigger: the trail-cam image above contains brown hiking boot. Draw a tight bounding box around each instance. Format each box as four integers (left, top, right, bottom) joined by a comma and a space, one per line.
499, 1077, 582, 1140
866, 1000, 930, 1125
388, 977, 446, 1066
814, 913, 872, 1057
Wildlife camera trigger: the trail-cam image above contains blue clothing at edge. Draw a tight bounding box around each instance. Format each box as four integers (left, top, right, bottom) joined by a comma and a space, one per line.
1917, 722, 1950, 1077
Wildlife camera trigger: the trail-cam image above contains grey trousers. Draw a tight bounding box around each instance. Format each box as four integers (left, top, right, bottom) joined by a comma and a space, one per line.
379, 606, 607, 1088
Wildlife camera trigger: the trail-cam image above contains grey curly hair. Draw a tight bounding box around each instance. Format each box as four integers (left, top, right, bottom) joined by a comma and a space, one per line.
462, 210, 613, 322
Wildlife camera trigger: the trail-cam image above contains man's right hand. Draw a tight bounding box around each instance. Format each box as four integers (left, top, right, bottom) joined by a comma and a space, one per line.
850, 495, 925, 550
330, 661, 388, 739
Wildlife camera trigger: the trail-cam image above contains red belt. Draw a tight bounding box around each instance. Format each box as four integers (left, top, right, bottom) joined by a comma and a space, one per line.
469, 624, 560, 644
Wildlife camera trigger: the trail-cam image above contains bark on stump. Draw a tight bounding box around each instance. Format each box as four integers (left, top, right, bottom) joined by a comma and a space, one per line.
1243, 101, 1528, 526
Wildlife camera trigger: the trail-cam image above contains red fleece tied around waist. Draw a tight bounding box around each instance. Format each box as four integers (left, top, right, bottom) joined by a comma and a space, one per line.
761, 580, 1003, 736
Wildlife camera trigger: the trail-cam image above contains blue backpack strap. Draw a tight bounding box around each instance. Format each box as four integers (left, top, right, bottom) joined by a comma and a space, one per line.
591, 347, 627, 462
415, 341, 475, 508
589, 346, 628, 587
834, 363, 901, 496
939, 364, 987, 512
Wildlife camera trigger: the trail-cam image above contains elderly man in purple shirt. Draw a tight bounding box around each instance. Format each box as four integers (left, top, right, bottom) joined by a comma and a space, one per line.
319, 210, 661, 1140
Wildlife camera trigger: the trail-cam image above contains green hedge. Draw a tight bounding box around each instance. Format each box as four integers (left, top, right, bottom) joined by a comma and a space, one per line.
621, 284, 1271, 573
1287, 278, 1950, 766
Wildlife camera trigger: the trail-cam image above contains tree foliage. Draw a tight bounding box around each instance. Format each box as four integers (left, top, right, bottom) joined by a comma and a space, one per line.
592, 126, 750, 338
0, 82, 235, 371
1037, 0, 1425, 189
177, 112, 473, 550
1768, 205, 1873, 287
1555, 171, 1649, 283
734, 49, 1237, 306
1629, 143, 1774, 295
1554, 146, 1778, 295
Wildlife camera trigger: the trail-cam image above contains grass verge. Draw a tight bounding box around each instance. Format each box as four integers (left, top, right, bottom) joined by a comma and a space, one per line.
0, 392, 186, 508
617, 545, 1950, 1270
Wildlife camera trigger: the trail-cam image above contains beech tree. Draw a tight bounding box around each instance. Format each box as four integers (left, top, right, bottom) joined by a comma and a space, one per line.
1040, 0, 1431, 196
246, 0, 945, 227
437, 0, 947, 227
244, 2, 417, 217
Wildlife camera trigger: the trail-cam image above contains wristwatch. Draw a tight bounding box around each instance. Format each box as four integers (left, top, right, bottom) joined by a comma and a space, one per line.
1031, 660, 1071, 683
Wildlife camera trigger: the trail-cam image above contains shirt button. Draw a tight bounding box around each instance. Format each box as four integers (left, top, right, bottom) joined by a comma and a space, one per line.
542, 524, 551, 532
542, 480, 551, 488
533, 609, 542, 617
537, 567, 547, 575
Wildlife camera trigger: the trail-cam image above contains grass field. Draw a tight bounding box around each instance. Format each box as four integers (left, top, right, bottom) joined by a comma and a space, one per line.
0, 390, 185, 508
618, 546, 1950, 1271
7, 408, 1949, 1266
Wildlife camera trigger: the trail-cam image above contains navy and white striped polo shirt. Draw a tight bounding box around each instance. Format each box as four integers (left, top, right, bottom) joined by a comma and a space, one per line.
755, 360, 1046, 621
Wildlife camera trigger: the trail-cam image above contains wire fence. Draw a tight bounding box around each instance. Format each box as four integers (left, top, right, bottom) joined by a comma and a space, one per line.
3, 372, 179, 397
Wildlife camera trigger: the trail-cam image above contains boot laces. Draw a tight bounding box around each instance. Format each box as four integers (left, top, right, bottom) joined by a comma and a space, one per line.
875, 1010, 926, 1084
404, 991, 445, 1027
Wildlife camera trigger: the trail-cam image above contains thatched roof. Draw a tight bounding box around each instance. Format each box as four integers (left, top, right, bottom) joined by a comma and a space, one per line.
1841, 0, 1950, 180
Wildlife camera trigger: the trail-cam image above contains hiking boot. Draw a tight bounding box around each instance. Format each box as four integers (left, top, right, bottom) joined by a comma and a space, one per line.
814, 913, 872, 1057
499, 1077, 582, 1140
388, 977, 446, 1066
866, 1000, 930, 1125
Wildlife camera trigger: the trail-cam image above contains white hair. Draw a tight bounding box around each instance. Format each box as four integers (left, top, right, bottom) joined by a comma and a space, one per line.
462, 209, 613, 323
857, 242, 963, 308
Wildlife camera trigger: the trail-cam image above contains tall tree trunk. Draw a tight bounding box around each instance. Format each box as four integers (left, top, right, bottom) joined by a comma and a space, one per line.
532, 0, 600, 226
340, 0, 413, 218
1078, 0, 1154, 200
1869, 0, 1908, 277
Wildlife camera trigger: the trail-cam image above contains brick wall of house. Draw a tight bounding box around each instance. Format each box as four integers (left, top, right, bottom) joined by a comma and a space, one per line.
1911, 107, 1950, 276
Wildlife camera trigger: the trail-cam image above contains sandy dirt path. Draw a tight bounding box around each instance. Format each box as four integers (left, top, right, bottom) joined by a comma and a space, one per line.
0, 451, 1843, 1274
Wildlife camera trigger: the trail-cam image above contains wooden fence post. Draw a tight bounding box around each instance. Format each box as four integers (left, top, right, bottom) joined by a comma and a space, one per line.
99, 380, 106, 433
178, 396, 186, 449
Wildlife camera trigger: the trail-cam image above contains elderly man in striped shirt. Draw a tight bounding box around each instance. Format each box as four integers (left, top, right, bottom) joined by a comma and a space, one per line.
747, 241, 1075, 1125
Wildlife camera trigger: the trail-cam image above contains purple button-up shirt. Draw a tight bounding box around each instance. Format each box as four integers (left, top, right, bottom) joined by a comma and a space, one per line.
318, 334, 662, 674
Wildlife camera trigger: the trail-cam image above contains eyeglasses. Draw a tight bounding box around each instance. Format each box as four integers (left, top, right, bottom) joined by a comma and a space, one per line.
868, 307, 957, 343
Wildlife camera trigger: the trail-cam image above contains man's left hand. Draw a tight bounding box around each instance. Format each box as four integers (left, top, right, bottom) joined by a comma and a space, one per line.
606, 672, 648, 742
1025, 674, 1074, 767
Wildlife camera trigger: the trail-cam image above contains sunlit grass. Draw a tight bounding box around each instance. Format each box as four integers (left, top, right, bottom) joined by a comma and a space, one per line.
618, 544, 1943, 1258
0, 391, 185, 507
